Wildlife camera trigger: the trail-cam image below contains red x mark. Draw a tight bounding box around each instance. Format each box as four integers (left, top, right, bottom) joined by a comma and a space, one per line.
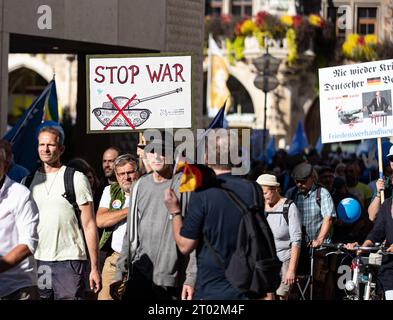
103, 94, 137, 130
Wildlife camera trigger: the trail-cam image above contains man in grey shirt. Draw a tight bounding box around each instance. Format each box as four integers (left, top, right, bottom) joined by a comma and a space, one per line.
112, 132, 196, 300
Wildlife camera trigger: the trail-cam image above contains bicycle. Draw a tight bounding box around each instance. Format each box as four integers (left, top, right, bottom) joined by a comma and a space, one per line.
321, 242, 393, 300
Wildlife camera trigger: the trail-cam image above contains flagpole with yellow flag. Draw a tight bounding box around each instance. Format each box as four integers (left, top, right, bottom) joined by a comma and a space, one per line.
207, 34, 231, 118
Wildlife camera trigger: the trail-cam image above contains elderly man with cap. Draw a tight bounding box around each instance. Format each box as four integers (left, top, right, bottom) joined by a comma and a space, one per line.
257, 174, 302, 300
286, 162, 336, 248
285, 162, 336, 299
112, 130, 196, 300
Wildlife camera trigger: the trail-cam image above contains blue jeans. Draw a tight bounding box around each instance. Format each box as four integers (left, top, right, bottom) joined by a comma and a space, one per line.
37, 260, 86, 300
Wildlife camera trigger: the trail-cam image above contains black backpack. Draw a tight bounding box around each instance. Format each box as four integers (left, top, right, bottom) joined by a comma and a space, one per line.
265, 199, 293, 225
24, 167, 82, 229
204, 182, 282, 298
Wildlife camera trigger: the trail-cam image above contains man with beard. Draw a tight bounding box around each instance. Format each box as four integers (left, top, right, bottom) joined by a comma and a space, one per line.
96, 147, 121, 263
285, 162, 336, 299
97, 147, 121, 195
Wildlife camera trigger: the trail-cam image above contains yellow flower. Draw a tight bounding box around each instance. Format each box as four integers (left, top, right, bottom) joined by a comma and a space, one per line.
309, 14, 323, 27
240, 19, 257, 36
364, 34, 377, 45
280, 15, 293, 27
342, 33, 378, 61
286, 28, 297, 66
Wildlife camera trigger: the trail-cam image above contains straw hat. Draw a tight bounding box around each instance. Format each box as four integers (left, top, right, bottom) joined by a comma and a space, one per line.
256, 174, 280, 187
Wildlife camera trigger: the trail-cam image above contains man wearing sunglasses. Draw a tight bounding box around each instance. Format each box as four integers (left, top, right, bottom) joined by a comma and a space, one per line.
112, 131, 195, 301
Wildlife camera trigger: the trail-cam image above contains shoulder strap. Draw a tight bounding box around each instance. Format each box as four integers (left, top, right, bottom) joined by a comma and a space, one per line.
64, 166, 76, 204
316, 186, 322, 208
63, 167, 82, 229
265, 199, 292, 225
281, 199, 292, 225
23, 174, 34, 188
203, 187, 250, 271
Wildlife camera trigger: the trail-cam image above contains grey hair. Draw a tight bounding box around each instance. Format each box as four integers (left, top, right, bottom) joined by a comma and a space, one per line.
113, 154, 138, 171
38, 125, 65, 146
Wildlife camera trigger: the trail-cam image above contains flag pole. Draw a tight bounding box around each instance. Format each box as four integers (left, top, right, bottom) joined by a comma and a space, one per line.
138, 131, 143, 176
377, 137, 385, 203
169, 154, 181, 189
206, 34, 213, 117
9, 82, 53, 144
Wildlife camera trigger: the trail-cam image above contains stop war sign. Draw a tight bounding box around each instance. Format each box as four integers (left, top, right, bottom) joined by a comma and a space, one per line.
87, 53, 193, 133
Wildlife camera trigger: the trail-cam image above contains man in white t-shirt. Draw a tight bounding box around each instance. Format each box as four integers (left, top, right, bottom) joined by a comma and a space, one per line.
29, 125, 101, 300
96, 154, 138, 300
0, 145, 39, 300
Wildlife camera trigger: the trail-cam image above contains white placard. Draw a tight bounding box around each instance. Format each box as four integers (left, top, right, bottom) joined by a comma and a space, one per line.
319, 59, 393, 143
87, 54, 192, 132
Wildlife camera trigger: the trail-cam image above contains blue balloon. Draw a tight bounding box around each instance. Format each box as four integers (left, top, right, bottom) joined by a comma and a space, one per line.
337, 198, 361, 224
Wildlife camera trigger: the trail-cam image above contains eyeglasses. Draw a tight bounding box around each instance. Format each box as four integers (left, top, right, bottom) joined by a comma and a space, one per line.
295, 179, 308, 185
116, 170, 137, 179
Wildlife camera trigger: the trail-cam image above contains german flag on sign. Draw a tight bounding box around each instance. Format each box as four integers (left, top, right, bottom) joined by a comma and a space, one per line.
367, 77, 381, 86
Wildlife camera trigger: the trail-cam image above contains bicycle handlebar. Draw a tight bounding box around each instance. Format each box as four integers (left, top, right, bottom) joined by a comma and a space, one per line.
320, 243, 393, 255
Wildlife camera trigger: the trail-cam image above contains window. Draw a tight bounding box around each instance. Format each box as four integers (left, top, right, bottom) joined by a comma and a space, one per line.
210, 0, 223, 16
327, 7, 346, 39
357, 7, 377, 36
232, 1, 252, 17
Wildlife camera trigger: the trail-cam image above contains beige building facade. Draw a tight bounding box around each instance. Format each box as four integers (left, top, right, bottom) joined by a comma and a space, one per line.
205, 0, 392, 147
0, 0, 205, 168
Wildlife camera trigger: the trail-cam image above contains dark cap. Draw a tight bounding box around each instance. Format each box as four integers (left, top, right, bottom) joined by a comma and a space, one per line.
292, 162, 313, 180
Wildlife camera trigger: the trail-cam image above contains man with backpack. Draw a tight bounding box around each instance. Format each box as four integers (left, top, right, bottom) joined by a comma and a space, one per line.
27, 125, 101, 299
164, 129, 281, 299
285, 162, 336, 299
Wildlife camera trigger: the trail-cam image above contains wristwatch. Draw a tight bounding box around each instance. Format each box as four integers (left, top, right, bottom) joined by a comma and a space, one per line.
169, 211, 182, 220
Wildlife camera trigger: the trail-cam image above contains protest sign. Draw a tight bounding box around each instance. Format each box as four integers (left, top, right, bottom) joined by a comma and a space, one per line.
87, 53, 193, 133
319, 59, 393, 143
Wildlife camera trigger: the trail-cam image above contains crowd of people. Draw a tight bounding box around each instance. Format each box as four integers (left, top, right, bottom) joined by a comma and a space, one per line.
1, 125, 393, 300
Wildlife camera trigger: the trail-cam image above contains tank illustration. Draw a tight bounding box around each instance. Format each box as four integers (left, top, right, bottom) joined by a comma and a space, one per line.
92, 87, 183, 127
338, 108, 362, 124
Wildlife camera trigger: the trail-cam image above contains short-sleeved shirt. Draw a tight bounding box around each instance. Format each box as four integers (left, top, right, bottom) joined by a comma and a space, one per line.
181, 174, 256, 300
265, 200, 302, 262
287, 184, 336, 242
99, 185, 129, 254
31, 166, 93, 261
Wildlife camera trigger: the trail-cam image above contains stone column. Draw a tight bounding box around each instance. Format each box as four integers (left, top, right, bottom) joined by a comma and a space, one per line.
0, 29, 9, 136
